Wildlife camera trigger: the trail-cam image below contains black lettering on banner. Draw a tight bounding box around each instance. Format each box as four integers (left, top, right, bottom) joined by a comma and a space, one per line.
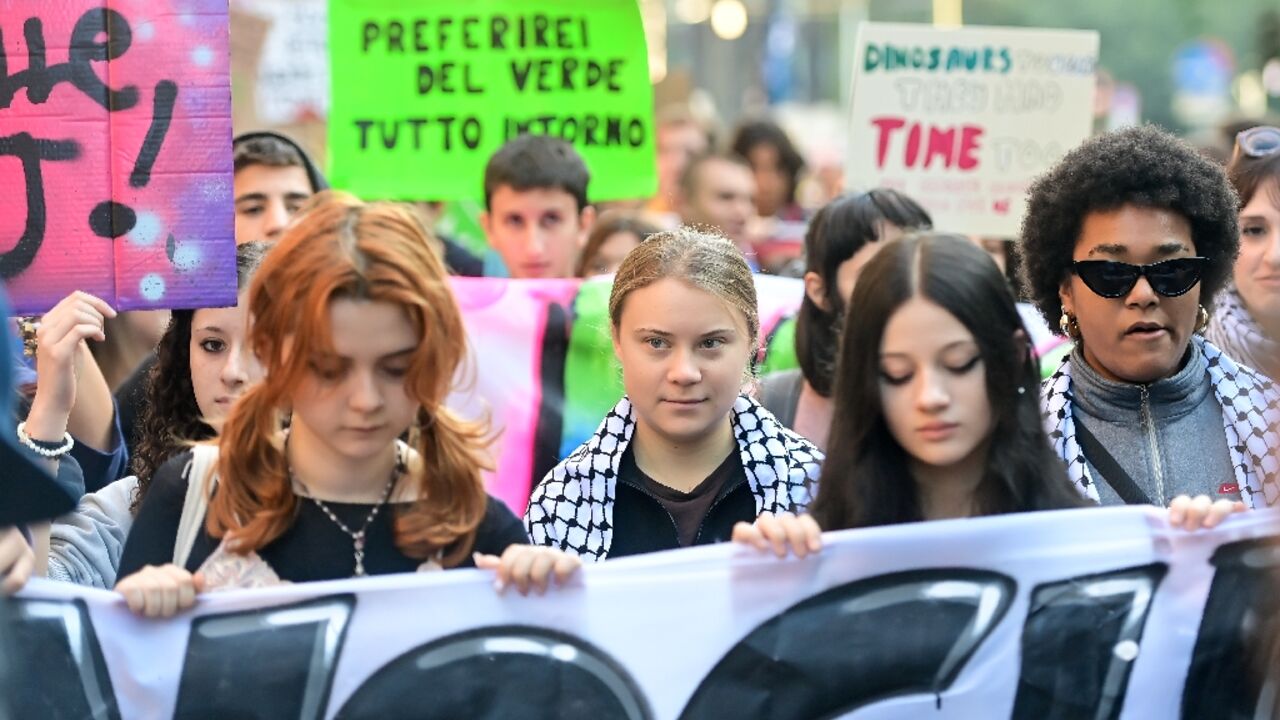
334, 625, 652, 719
1011, 563, 1166, 720
0, 597, 121, 719
172, 595, 354, 719
129, 79, 177, 187
678, 569, 1016, 719
0, 8, 140, 110
1181, 538, 1280, 719
0, 133, 79, 279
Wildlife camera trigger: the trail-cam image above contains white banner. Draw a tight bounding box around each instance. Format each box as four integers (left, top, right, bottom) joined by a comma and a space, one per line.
846, 23, 1099, 237
3, 506, 1277, 719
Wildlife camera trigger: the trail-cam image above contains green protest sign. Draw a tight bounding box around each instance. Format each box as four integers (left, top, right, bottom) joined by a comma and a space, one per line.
328, 0, 657, 203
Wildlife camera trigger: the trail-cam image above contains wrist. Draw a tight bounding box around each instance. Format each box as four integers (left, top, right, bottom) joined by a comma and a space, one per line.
16, 421, 74, 458
23, 401, 71, 444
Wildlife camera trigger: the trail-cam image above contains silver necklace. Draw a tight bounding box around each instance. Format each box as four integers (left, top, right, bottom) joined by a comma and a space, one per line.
291, 447, 403, 577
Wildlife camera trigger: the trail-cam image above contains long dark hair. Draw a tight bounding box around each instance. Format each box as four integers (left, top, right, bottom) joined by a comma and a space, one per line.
810, 233, 1085, 530
795, 189, 931, 397
131, 243, 269, 511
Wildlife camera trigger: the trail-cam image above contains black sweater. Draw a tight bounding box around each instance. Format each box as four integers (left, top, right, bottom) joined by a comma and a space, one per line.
118, 451, 528, 582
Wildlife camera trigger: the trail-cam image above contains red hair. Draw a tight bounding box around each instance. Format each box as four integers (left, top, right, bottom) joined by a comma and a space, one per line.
206, 191, 490, 566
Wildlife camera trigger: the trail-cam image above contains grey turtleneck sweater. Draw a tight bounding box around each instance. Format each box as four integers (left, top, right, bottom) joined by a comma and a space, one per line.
1070, 346, 1237, 506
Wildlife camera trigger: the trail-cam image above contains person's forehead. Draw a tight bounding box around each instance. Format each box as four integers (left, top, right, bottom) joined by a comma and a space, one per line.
490, 185, 578, 213
233, 163, 312, 195
697, 160, 753, 190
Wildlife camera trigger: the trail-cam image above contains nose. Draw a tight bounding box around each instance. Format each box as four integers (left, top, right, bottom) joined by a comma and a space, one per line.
524, 227, 549, 260
349, 369, 385, 413
1124, 274, 1159, 307
666, 347, 701, 385
1263, 228, 1280, 268
915, 368, 951, 413
263, 199, 291, 240
220, 343, 249, 388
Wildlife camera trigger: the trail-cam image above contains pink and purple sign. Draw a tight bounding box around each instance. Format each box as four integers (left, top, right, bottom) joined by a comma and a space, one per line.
0, 0, 234, 314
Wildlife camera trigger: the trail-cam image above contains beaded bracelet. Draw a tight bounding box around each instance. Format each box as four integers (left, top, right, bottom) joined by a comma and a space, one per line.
16, 422, 74, 458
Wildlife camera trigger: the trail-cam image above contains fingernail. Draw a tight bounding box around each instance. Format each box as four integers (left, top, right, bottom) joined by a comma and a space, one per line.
493, 579, 505, 593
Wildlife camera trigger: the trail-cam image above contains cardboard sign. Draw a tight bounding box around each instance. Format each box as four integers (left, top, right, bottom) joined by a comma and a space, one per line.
5, 507, 1278, 718
0, 0, 235, 314
846, 23, 1098, 237
327, 0, 657, 203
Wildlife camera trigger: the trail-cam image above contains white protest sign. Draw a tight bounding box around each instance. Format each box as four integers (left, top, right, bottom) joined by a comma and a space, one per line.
233, 0, 329, 124
846, 23, 1099, 237
3, 506, 1276, 718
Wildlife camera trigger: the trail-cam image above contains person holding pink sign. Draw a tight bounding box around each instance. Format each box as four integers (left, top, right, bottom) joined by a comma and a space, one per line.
526, 227, 823, 561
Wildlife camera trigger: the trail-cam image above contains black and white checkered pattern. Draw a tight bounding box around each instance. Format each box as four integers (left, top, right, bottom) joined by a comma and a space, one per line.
1041, 337, 1280, 508
525, 394, 824, 561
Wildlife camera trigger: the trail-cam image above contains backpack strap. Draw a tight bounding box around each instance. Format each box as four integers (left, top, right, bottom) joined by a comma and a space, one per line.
173, 445, 220, 568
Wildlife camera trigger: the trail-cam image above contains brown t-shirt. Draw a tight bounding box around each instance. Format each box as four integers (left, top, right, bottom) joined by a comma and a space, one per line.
622, 448, 743, 547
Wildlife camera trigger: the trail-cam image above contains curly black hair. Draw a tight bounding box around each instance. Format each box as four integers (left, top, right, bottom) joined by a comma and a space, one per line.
1017, 124, 1240, 327
130, 242, 270, 512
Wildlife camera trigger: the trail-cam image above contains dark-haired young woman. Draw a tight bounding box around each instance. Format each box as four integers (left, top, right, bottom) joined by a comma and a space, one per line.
757, 189, 931, 450
44, 243, 269, 588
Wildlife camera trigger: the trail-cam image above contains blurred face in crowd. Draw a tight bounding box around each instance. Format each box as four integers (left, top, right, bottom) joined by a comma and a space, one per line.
878, 296, 993, 476
1060, 205, 1202, 384
189, 292, 262, 427
1234, 179, 1280, 334
656, 120, 708, 202
746, 143, 790, 218
234, 163, 312, 245
289, 299, 421, 466
804, 221, 906, 314
582, 230, 644, 277
678, 159, 756, 246
613, 278, 752, 449
482, 186, 594, 279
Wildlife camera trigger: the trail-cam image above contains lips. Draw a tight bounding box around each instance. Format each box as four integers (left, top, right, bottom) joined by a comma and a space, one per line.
1125, 321, 1168, 338
917, 422, 958, 440
662, 398, 706, 406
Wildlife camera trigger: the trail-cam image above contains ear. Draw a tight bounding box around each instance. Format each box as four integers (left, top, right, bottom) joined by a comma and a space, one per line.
610, 325, 623, 361
1012, 328, 1030, 359
479, 210, 493, 243
577, 205, 597, 249
1058, 276, 1074, 316
803, 271, 830, 312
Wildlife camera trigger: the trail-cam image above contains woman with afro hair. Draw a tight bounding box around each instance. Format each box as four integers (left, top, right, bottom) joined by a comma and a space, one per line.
1018, 124, 1279, 512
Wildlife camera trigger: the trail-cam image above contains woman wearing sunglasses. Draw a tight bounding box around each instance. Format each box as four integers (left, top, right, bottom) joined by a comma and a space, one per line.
1019, 125, 1279, 510
1206, 125, 1280, 381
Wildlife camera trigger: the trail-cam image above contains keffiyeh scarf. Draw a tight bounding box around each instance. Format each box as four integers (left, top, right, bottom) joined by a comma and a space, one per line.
1041, 337, 1280, 508
525, 394, 823, 561
1206, 286, 1280, 382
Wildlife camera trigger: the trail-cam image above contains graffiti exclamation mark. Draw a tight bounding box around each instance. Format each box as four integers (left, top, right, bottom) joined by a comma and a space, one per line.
89, 80, 178, 240
130, 80, 177, 188
90, 80, 179, 239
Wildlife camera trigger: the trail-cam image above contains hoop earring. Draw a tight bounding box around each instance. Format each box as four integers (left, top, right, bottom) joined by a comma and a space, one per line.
1058, 311, 1081, 341
1195, 305, 1209, 334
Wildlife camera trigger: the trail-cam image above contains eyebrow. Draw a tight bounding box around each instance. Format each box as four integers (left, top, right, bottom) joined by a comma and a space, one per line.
234, 191, 311, 203
879, 340, 977, 359
1087, 241, 1191, 257
634, 327, 737, 337
193, 325, 225, 334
